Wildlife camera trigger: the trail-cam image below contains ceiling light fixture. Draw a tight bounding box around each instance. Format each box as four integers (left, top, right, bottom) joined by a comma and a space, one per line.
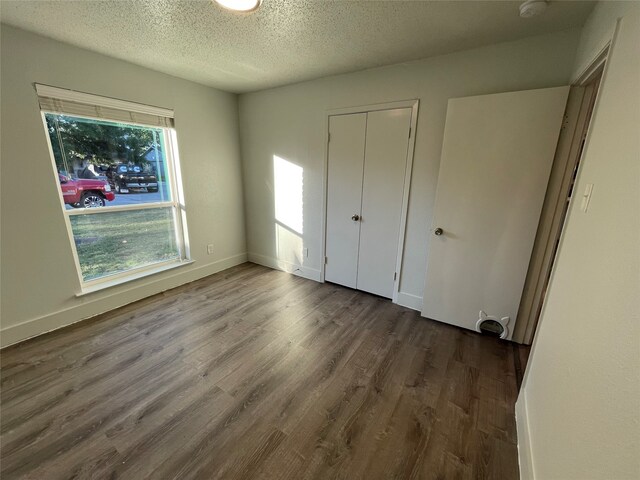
519, 0, 547, 18
214, 0, 261, 13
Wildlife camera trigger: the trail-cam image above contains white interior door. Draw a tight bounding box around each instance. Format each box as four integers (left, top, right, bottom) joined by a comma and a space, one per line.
325, 113, 366, 288
357, 108, 412, 298
421, 87, 569, 340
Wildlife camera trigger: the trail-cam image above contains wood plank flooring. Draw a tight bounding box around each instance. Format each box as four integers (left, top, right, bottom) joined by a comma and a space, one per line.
1, 263, 524, 479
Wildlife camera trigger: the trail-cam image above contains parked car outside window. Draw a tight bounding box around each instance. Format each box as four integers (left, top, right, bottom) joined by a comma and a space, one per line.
106, 163, 159, 193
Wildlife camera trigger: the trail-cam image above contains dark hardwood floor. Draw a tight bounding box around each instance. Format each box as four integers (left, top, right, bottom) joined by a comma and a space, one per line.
1, 263, 524, 479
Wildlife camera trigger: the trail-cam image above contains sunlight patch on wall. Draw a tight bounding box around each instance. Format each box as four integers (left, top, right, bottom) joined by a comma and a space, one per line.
274, 155, 303, 234
273, 155, 304, 268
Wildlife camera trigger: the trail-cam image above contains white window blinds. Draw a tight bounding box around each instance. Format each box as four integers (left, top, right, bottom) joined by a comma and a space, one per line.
35, 84, 174, 128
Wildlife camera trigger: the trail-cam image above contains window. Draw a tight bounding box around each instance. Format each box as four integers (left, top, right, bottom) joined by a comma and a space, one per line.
37, 84, 189, 290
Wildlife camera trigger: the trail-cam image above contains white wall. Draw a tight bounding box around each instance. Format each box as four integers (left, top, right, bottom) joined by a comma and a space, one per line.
516, 2, 640, 479
0, 25, 247, 346
238, 29, 580, 309
572, 0, 636, 81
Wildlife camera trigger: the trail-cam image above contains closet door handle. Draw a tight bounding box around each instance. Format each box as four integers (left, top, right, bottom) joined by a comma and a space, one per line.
351, 214, 360, 221
434, 227, 444, 236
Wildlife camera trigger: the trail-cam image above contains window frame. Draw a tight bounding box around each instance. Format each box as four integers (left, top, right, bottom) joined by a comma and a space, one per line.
40, 110, 191, 293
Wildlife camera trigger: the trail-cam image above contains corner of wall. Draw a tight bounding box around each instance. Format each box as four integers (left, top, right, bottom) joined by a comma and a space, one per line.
516, 393, 535, 480
247, 252, 322, 282
571, 1, 639, 82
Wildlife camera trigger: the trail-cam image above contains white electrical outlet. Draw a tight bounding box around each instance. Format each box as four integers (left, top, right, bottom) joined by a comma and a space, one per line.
207, 244, 214, 255
304, 248, 309, 258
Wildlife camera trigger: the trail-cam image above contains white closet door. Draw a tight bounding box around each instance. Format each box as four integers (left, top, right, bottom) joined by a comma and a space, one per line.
356, 108, 412, 298
422, 87, 569, 339
325, 113, 367, 288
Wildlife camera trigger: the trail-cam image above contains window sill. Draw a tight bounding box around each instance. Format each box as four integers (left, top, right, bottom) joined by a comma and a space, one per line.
75, 259, 194, 297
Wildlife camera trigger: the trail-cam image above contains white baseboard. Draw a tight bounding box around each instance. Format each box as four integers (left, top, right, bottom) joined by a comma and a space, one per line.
0, 253, 248, 348
396, 292, 423, 311
516, 394, 535, 480
248, 252, 322, 282
248, 253, 421, 309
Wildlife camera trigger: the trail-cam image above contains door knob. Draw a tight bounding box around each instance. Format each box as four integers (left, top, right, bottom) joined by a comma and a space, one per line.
351, 214, 360, 221
434, 227, 444, 236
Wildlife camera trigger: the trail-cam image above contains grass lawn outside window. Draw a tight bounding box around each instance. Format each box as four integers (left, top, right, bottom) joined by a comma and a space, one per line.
70, 208, 180, 281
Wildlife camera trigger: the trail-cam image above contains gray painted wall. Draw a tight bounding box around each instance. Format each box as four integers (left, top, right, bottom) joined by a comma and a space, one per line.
0, 25, 247, 345
517, 2, 640, 479
238, 29, 581, 308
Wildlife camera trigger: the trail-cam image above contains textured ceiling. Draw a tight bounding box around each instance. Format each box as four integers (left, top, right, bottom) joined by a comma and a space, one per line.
0, 0, 594, 93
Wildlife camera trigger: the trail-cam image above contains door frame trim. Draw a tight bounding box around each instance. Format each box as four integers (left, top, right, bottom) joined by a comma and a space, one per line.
320, 99, 419, 304
513, 47, 609, 344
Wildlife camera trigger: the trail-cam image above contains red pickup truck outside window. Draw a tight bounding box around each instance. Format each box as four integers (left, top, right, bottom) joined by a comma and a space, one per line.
58, 173, 116, 208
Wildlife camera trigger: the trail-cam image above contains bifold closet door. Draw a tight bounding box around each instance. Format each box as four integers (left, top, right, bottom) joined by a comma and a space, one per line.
356, 108, 412, 298
325, 113, 366, 288
325, 108, 412, 298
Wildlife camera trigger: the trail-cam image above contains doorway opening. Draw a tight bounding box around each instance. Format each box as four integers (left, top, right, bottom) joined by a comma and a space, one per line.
513, 54, 607, 351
